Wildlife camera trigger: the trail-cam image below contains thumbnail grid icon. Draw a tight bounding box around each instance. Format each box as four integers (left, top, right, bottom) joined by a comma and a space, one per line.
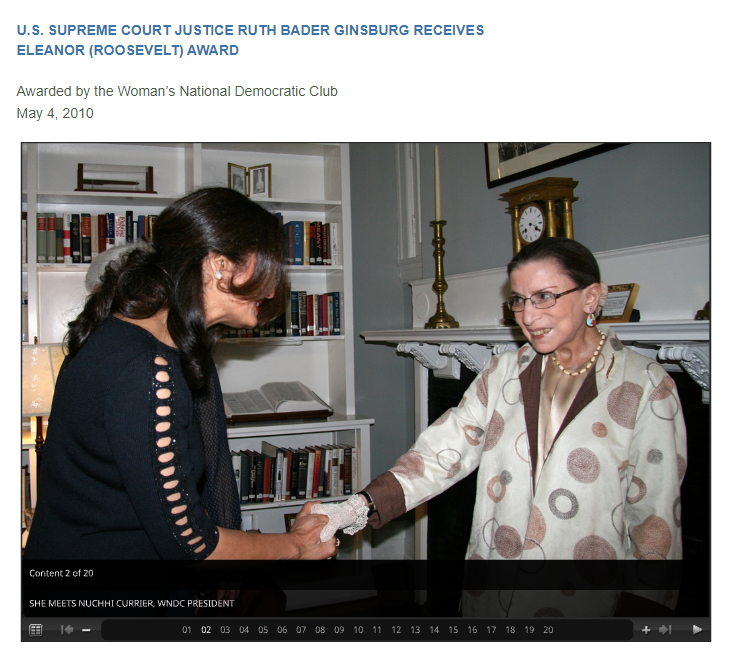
29, 624, 43, 637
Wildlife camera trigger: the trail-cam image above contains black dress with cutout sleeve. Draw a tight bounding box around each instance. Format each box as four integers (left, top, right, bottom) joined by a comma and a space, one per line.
25, 316, 238, 560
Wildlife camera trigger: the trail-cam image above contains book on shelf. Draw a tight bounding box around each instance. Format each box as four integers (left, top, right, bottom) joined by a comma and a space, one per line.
285, 221, 304, 266
36, 213, 46, 263
351, 444, 359, 495
331, 291, 341, 335
115, 215, 127, 246
322, 223, 330, 266
55, 216, 64, 263
238, 450, 250, 502
70, 214, 82, 263
125, 210, 134, 243
223, 381, 333, 424
318, 294, 327, 336
340, 444, 353, 495
306, 446, 323, 499
296, 449, 309, 499
81, 213, 92, 263
329, 222, 340, 266
329, 444, 341, 496
315, 221, 323, 265
97, 214, 107, 254
298, 292, 308, 337
261, 442, 286, 503
63, 214, 72, 264
290, 291, 300, 336
261, 454, 272, 503
249, 451, 263, 502
46, 214, 57, 263
106, 213, 115, 249
305, 295, 315, 336
336, 444, 346, 496
287, 448, 300, 501
303, 222, 310, 265
311, 295, 319, 336
282, 448, 293, 500
90, 214, 99, 259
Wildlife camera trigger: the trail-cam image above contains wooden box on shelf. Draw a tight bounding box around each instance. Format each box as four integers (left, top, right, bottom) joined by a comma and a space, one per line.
76, 163, 156, 193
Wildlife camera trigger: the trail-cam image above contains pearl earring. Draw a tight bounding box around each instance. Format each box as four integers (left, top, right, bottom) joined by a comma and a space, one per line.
215, 270, 223, 280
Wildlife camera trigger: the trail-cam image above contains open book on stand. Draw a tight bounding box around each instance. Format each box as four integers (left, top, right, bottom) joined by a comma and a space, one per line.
223, 381, 334, 423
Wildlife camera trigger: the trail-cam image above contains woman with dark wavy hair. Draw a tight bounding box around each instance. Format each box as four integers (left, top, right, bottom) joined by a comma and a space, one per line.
25, 187, 336, 561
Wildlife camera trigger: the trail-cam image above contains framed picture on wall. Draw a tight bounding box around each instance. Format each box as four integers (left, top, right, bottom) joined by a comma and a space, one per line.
484, 143, 627, 188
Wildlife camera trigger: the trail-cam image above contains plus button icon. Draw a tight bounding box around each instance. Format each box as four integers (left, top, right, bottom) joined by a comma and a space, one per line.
642, 626, 651, 635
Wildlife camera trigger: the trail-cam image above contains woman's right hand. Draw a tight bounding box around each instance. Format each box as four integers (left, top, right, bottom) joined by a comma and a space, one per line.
288, 501, 338, 560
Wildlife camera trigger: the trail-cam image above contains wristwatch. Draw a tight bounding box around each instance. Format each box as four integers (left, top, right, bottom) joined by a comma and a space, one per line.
357, 490, 376, 515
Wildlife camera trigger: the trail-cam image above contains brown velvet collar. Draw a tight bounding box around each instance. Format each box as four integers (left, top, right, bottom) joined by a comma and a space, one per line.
518, 353, 599, 492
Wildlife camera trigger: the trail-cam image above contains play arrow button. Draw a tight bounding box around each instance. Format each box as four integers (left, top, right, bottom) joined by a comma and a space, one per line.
693, 625, 703, 635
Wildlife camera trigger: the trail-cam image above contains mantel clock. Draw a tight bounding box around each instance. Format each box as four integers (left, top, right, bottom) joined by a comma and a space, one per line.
499, 177, 579, 254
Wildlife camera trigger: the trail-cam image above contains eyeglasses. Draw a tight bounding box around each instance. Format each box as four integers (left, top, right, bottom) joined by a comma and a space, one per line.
505, 286, 584, 312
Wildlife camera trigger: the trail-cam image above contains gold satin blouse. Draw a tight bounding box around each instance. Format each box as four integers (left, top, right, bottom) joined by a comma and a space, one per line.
535, 355, 591, 485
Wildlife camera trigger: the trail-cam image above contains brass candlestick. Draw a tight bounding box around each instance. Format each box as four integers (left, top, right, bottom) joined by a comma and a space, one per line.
424, 219, 459, 329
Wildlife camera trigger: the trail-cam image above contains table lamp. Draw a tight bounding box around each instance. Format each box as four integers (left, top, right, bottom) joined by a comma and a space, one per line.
22, 343, 64, 480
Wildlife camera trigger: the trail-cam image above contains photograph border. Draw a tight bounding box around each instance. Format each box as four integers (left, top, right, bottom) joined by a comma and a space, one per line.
484, 143, 628, 188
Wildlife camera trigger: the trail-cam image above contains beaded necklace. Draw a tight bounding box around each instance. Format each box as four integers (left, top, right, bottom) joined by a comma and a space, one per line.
550, 329, 607, 377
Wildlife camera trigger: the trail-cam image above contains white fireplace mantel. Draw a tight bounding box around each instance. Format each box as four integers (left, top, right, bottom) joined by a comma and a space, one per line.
361, 320, 710, 402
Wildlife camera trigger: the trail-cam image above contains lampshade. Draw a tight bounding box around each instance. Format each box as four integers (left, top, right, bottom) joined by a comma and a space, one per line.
22, 343, 65, 418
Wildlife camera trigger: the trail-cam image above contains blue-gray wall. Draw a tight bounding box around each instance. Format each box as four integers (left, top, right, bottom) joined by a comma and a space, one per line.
351, 142, 710, 474
349, 143, 415, 474
419, 143, 710, 277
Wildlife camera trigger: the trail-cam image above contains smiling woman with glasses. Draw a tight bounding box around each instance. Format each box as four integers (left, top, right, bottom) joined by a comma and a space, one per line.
313, 237, 687, 618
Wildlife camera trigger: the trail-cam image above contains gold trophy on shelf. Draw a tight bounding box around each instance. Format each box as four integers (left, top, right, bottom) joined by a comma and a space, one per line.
424, 146, 459, 329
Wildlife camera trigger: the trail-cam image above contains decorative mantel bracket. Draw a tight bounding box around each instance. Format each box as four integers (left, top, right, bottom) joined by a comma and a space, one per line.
658, 343, 710, 403
397, 341, 520, 379
397, 342, 449, 372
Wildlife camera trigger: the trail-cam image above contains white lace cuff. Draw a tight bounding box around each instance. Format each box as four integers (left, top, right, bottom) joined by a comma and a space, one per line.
311, 495, 370, 542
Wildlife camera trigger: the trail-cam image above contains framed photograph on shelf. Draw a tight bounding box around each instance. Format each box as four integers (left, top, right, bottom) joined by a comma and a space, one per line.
599, 283, 641, 323
484, 143, 627, 188
228, 162, 248, 195
249, 163, 272, 198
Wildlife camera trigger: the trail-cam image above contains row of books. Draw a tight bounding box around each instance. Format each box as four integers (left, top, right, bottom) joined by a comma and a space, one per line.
32, 210, 156, 264
283, 219, 340, 266
232, 441, 358, 504
24, 211, 341, 270
221, 290, 342, 338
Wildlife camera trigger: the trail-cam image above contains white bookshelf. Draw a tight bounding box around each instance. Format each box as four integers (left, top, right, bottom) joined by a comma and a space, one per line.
22, 142, 373, 560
